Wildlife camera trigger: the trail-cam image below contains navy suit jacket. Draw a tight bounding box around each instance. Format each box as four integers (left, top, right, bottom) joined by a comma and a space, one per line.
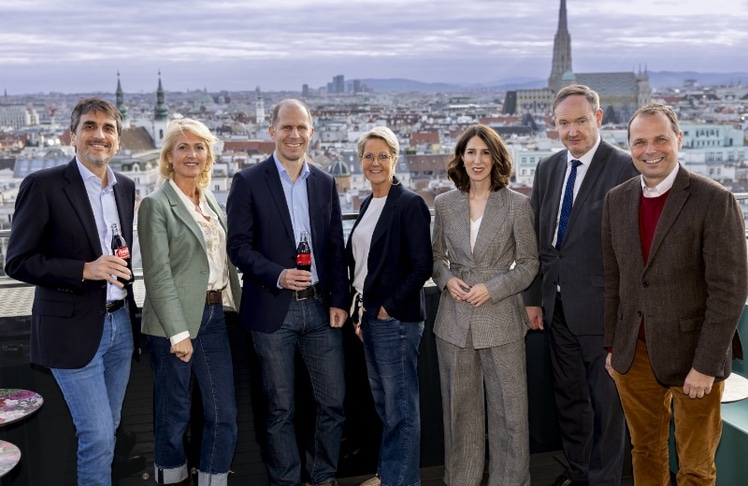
4, 159, 137, 369
523, 140, 638, 335
345, 181, 432, 323
226, 155, 348, 333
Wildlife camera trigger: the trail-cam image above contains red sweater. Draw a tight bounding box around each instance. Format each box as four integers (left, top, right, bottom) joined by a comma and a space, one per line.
637, 191, 669, 340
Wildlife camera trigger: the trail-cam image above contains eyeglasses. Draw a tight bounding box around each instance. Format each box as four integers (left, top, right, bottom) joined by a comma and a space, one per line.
363, 153, 392, 162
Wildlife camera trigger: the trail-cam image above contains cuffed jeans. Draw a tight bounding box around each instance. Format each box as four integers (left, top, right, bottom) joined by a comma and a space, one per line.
613, 339, 724, 486
251, 296, 345, 486
361, 313, 423, 486
51, 304, 133, 486
148, 303, 238, 486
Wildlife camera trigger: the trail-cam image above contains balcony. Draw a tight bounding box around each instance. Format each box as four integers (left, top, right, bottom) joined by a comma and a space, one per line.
2, 202, 748, 485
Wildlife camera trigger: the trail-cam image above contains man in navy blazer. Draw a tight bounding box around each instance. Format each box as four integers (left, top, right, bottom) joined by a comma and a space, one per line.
5, 98, 138, 486
523, 85, 638, 486
227, 99, 348, 486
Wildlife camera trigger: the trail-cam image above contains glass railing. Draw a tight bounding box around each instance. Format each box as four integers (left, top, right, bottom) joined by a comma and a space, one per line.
0, 195, 745, 282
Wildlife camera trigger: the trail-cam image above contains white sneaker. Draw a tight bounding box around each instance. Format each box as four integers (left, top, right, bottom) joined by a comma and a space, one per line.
359, 476, 381, 486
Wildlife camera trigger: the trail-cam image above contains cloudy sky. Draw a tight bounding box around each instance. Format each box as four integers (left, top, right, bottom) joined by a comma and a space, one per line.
1, 0, 746, 94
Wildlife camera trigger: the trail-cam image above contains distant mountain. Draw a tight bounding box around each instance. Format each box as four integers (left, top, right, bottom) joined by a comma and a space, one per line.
356, 78, 463, 93
355, 72, 748, 94
475, 77, 548, 91
646, 71, 748, 89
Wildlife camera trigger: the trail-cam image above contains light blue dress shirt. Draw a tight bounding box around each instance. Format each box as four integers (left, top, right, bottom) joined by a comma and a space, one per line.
76, 159, 127, 302
273, 153, 319, 285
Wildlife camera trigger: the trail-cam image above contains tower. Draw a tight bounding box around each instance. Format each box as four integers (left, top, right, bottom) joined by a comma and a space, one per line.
115, 71, 130, 129
255, 86, 265, 124
548, 0, 573, 93
637, 64, 652, 107
152, 71, 169, 148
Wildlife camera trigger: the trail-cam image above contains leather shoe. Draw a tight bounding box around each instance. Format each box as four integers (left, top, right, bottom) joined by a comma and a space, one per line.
550, 474, 589, 486
360, 475, 381, 486
112, 454, 146, 478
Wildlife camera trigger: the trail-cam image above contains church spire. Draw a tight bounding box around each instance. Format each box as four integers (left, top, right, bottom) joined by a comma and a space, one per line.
548, 0, 573, 93
154, 70, 168, 121
115, 70, 128, 118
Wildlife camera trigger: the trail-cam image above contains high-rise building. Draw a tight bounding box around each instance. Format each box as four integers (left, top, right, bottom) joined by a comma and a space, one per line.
333, 74, 345, 94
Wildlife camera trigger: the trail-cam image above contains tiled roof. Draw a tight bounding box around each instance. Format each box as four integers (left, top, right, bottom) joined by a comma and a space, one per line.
575, 72, 639, 96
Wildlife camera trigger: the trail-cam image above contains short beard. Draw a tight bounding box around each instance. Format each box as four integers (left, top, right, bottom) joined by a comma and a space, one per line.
78, 148, 110, 168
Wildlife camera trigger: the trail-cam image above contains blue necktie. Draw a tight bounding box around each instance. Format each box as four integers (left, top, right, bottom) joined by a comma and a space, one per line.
556, 159, 582, 249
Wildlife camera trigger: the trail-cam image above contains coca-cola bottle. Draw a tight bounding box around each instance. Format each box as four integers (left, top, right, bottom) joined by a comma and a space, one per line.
296, 231, 312, 272
111, 223, 133, 286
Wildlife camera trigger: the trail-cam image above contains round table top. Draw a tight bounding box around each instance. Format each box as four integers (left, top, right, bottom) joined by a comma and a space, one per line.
722, 372, 748, 403
0, 440, 21, 477
0, 389, 44, 426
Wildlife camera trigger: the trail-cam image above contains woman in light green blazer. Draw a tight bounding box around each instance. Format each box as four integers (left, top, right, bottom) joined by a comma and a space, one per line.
138, 119, 241, 486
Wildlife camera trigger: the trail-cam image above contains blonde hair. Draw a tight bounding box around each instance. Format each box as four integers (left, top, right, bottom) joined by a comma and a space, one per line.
158, 118, 217, 188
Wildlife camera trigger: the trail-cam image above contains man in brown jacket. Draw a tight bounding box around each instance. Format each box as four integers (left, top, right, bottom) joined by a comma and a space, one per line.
602, 103, 748, 485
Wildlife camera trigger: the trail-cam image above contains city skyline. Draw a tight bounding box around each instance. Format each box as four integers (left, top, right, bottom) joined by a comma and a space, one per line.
2, 0, 747, 95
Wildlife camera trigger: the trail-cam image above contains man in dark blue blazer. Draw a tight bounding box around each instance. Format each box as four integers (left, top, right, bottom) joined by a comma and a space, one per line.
523, 85, 638, 486
227, 99, 348, 486
5, 98, 138, 486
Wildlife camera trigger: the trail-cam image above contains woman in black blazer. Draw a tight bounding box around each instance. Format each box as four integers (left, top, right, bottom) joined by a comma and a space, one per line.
346, 127, 433, 486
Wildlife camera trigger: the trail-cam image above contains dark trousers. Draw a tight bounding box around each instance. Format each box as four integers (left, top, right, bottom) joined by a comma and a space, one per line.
549, 292, 626, 485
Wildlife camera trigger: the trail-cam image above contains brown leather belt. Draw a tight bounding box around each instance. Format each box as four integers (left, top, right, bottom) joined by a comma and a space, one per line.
206, 289, 223, 305
105, 299, 126, 313
293, 283, 320, 301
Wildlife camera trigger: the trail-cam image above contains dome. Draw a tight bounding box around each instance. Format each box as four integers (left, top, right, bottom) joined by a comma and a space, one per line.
328, 159, 351, 177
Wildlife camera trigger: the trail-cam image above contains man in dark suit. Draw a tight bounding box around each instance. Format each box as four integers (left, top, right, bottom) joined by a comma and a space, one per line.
602, 103, 747, 485
5, 97, 139, 486
227, 99, 348, 486
523, 85, 638, 486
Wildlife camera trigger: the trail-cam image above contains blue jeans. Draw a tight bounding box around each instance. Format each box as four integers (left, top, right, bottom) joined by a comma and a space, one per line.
251, 297, 345, 486
361, 313, 424, 486
51, 305, 133, 486
147, 304, 238, 485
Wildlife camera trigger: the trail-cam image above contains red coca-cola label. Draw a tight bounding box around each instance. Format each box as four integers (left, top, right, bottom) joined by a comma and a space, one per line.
115, 246, 131, 259
296, 253, 311, 266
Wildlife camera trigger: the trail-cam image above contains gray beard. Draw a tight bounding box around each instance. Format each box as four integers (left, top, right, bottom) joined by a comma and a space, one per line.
78, 149, 109, 168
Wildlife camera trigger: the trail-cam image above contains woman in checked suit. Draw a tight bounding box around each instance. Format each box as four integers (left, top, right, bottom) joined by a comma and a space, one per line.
432, 124, 538, 486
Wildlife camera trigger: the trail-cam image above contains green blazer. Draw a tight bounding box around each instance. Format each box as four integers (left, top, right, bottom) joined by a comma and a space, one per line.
139, 181, 241, 339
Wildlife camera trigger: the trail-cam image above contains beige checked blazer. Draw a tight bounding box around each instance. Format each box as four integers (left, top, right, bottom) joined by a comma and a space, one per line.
432, 187, 539, 349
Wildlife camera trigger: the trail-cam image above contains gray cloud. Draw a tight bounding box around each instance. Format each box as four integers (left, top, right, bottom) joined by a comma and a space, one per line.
1, 0, 746, 93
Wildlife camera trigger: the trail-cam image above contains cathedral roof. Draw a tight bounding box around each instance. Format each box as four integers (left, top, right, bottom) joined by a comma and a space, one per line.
575, 72, 639, 96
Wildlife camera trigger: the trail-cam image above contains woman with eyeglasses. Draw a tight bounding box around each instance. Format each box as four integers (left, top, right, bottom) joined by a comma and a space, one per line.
345, 127, 432, 486
432, 124, 538, 486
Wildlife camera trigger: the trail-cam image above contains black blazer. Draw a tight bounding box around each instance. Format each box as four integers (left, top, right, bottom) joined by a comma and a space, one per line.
5, 159, 137, 369
226, 155, 348, 333
523, 140, 638, 334
345, 180, 432, 323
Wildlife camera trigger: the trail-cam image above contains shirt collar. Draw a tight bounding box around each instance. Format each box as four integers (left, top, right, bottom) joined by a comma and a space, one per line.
566, 134, 601, 167
273, 152, 310, 182
640, 162, 680, 198
76, 157, 117, 190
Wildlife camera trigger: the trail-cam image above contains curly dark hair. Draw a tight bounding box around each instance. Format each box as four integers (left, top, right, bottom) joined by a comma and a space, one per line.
447, 124, 512, 192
